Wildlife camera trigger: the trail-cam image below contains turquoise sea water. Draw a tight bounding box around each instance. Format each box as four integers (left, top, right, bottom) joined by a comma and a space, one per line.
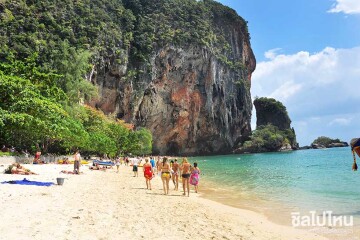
190, 147, 360, 228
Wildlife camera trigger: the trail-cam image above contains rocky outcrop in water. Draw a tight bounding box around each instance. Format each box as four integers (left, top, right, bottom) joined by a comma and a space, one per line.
254, 97, 291, 131
253, 97, 298, 150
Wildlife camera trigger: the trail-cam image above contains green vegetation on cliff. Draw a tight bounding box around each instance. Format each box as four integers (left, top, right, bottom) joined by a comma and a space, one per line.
0, 58, 152, 157
0, 0, 252, 155
0, 0, 250, 72
237, 97, 297, 153
240, 124, 296, 153
311, 136, 344, 148
254, 97, 291, 130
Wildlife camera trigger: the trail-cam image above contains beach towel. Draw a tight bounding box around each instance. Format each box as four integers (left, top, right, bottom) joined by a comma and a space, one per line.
1, 178, 54, 186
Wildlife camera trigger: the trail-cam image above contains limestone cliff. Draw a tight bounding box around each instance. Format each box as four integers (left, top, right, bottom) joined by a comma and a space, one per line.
254, 97, 291, 130
90, 1, 256, 155
253, 97, 298, 150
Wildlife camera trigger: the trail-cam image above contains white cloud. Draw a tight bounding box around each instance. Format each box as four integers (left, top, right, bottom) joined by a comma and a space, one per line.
328, 0, 360, 14
269, 81, 302, 101
251, 46, 360, 145
264, 48, 282, 60
328, 117, 352, 126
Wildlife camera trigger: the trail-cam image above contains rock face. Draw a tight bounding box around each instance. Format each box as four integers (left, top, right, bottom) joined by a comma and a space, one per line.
253, 97, 298, 150
91, 18, 256, 155
254, 97, 291, 130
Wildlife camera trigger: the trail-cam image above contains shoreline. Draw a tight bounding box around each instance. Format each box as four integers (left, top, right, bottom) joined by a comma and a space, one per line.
197, 175, 359, 240
0, 163, 328, 239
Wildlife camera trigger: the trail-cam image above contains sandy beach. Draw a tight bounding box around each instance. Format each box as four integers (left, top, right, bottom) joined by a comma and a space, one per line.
0, 162, 328, 240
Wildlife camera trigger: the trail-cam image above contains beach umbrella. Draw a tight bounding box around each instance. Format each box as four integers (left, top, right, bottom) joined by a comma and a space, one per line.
350, 138, 360, 171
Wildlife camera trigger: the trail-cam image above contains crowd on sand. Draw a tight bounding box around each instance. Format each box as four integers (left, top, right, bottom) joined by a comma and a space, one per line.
89, 155, 201, 196
130, 156, 201, 196
2, 147, 201, 196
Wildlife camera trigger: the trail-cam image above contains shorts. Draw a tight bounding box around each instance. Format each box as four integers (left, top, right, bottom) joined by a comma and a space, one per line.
74, 160, 80, 170
133, 165, 138, 172
182, 173, 190, 179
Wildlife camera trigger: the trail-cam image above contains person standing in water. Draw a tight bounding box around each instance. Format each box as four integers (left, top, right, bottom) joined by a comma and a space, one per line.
172, 159, 180, 190
143, 158, 154, 190
190, 162, 200, 193
160, 157, 171, 195
180, 158, 191, 196
74, 150, 81, 174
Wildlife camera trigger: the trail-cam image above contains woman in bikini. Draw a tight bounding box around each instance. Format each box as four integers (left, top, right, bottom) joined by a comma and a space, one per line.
190, 162, 200, 193
143, 158, 154, 190
9, 163, 37, 175
160, 157, 171, 195
171, 159, 179, 190
181, 158, 191, 197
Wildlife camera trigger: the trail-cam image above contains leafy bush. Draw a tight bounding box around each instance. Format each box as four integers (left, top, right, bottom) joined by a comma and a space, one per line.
312, 136, 341, 147
239, 124, 296, 153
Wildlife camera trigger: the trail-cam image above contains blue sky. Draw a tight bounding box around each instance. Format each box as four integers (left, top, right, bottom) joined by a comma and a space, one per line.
217, 0, 360, 146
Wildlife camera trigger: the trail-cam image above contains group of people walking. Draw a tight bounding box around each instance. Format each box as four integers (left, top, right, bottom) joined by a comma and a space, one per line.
141, 157, 200, 196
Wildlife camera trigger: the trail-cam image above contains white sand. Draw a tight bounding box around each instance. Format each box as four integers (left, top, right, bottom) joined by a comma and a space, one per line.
0, 163, 328, 240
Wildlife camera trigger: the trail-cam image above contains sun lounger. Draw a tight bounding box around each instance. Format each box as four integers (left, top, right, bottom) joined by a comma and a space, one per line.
93, 160, 114, 166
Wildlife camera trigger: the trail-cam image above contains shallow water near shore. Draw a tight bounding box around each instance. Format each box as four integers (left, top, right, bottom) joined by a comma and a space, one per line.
189, 147, 360, 239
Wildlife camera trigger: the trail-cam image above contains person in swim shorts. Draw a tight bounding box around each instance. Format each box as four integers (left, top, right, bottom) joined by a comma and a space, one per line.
181, 157, 191, 197
131, 157, 140, 177
73, 150, 81, 174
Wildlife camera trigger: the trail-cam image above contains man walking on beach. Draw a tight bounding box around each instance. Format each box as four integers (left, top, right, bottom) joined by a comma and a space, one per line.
74, 150, 81, 174
131, 157, 140, 177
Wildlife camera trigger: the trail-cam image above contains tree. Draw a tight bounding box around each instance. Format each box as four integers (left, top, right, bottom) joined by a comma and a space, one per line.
0, 72, 87, 152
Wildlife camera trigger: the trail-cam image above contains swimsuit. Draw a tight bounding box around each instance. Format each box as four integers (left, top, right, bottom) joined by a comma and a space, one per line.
144, 166, 153, 179
161, 172, 171, 178
181, 173, 190, 179
74, 160, 80, 172
190, 169, 200, 186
